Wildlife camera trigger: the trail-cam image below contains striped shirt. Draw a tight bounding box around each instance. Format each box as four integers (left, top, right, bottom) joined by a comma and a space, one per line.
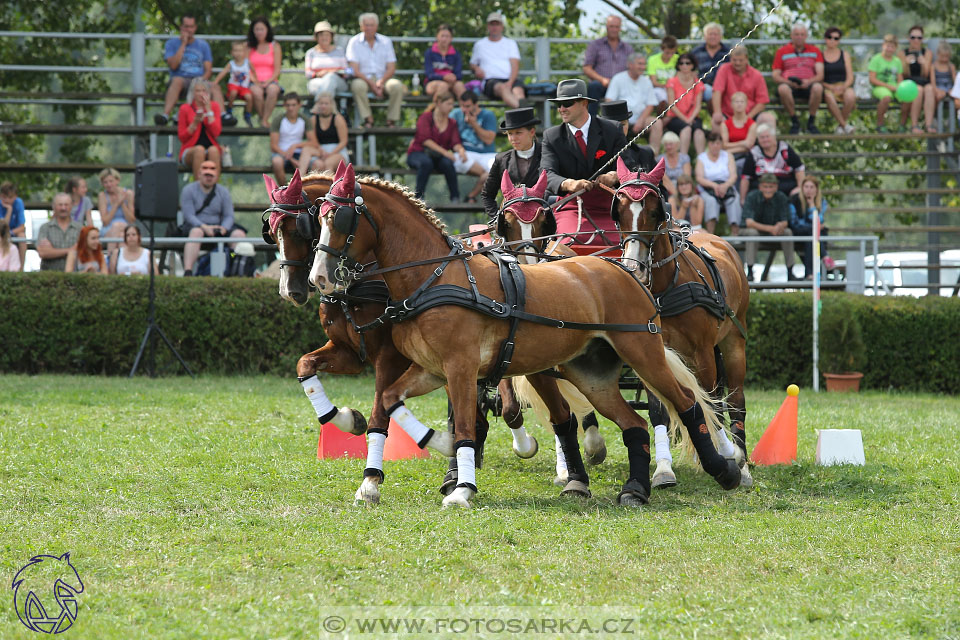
772, 44, 823, 81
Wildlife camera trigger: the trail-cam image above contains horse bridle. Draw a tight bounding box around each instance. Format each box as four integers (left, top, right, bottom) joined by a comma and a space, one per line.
260, 197, 319, 270
612, 179, 687, 276
496, 186, 549, 256
314, 179, 380, 287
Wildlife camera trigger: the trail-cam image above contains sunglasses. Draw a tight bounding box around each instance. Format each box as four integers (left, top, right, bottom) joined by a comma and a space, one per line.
678, 60, 694, 65
826, 35, 841, 40
910, 35, 923, 39
555, 100, 578, 108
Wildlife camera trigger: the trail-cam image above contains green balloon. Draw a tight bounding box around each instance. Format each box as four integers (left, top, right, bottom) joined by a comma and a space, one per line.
895, 79, 919, 102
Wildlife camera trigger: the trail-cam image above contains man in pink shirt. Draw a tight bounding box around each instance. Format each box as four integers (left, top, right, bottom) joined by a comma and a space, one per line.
711, 46, 774, 128
772, 23, 824, 134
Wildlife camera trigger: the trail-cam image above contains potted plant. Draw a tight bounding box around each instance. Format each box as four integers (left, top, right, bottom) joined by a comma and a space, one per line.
819, 296, 867, 392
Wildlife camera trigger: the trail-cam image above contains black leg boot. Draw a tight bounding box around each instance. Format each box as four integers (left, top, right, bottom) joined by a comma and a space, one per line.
618, 428, 651, 506
679, 403, 740, 490
553, 413, 590, 497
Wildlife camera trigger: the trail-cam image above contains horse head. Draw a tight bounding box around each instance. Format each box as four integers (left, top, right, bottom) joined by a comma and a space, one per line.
497, 170, 552, 264
613, 157, 667, 270
262, 169, 320, 306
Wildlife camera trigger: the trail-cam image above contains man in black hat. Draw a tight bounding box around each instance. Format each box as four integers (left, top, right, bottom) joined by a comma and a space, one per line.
540, 78, 627, 245
481, 107, 542, 218
599, 100, 656, 172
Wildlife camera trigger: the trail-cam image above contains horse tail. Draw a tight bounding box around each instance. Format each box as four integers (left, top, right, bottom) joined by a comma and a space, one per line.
512, 376, 595, 432
638, 347, 729, 469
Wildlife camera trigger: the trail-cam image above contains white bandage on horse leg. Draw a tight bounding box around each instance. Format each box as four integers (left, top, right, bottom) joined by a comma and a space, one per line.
555, 434, 568, 474
301, 375, 337, 423
456, 446, 476, 488
654, 424, 673, 463
511, 426, 535, 456
716, 426, 737, 458
365, 432, 386, 474
389, 404, 431, 446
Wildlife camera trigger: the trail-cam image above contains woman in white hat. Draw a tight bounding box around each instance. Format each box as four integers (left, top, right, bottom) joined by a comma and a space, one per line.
305, 21, 348, 98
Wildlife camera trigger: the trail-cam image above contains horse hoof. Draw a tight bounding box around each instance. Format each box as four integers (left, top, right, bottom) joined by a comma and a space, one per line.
354, 478, 381, 505
553, 469, 568, 487
651, 459, 678, 489
738, 464, 755, 489
583, 427, 607, 465
426, 430, 455, 457
617, 479, 649, 507
713, 458, 741, 491
734, 446, 746, 468
512, 435, 538, 459
348, 409, 367, 436
560, 479, 591, 498
441, 486, 475, 509
439, 469, 458, 496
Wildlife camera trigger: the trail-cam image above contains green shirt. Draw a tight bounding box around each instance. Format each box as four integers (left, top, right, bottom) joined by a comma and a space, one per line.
647, 52, 678, 85
743, 190, 790, 226
37, 218, 83, 271
868, 53, 901, 87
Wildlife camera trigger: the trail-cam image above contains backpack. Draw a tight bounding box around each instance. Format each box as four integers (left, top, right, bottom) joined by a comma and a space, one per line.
226, 252, 256, 277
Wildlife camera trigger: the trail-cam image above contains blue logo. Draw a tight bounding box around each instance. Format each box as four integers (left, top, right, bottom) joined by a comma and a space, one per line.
12, 553, 84, 634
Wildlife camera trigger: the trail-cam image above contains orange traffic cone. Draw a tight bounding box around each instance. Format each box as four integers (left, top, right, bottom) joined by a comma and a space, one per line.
317, 422, 367, 459
383, 419, 430, 461
751, 384, 799, 465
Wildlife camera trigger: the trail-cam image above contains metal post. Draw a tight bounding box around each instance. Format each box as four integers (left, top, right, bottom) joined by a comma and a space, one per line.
926, 134, 941, 296
535, 37, 551, 82
132, 4, 147, 162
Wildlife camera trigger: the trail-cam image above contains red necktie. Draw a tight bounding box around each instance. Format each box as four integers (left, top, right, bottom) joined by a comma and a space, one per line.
575, 129, 588, 158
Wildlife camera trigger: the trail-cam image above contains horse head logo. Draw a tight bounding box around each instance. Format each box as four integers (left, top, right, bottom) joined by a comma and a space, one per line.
12, 553, 84, 634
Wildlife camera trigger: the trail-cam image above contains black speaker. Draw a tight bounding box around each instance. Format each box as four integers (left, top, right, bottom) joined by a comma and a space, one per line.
135, 158, 179, 221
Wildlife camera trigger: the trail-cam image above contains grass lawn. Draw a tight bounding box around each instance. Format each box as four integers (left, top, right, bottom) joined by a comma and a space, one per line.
2, 374, 959, 639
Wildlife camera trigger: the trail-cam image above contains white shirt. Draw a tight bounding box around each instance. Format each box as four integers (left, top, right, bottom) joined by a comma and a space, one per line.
605, 71, 658, 124
567, 115, 592, 145
345, 32, 397, 78
516, 145, 536, 159
276, 116, 306, 152
470, 36, 520, 80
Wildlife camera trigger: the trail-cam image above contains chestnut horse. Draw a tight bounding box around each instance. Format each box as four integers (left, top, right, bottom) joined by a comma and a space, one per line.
262, 171, 539, 504
308, 162, 740, 508
612, 158, 752, 488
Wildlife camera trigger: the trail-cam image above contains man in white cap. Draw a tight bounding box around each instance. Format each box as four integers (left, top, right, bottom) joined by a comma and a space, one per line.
470, 12, 525, 108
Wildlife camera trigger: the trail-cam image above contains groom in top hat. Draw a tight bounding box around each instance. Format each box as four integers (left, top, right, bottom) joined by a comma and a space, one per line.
481, 107, 542, 218
599, 100, 656, 172
541, 78, 627, 245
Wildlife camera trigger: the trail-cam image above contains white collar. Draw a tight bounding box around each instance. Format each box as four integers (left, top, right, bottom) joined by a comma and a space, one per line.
567, 115, 591, 142
515, 145, 535, 159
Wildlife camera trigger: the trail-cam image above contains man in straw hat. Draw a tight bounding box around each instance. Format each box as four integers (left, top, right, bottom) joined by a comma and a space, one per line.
541, 78, 627, 245
481, 107, 542, 218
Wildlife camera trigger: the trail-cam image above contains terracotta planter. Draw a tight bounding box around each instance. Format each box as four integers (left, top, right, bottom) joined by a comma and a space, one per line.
823, 372, 864, 392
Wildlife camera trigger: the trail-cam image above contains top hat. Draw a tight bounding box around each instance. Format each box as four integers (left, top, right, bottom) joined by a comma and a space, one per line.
499, 107, 541, 131
599, 100, 633, 122
547, 78, 596, 103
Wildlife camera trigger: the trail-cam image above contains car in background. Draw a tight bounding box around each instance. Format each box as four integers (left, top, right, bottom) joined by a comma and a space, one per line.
863, 251, 960, 297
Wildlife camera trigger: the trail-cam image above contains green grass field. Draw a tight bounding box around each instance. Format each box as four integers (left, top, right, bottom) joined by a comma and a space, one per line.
2, 374, 959, 639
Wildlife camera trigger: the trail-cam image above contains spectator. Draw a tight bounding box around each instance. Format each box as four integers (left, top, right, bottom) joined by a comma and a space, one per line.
695, 130, 742, 235
605, 53, 663, 150
178, 78, 222, 180
869, 35, 905, 133
178, 160, 246, 276
407, 91, 466, 202
214, 40, 256, 128
247, 16, 284, 127
669, 175, 704, 230
0, 220, 20, 272
928, 41, 958, 132
740, 174, 798, 282
482, 107, 542, 218
690, 23, 729, 104
65, 176, 93, 226
110, 224, 155, 276
599, 100, 655, 171
720, 92, 758, 165
305, 21, 349, 100
155, 14, 228, 126
311, 92, 350, 172
789, 175, 834, 279
772, 23, 824, 134
665, 52, 707, 157
739, 123, 805, 199
65, 225, 108, 274
451, 91, 498, 203
470, 12, 525, 109
900, 25, 934, 133
711, 46, 773, 128
270, 92, 321, 185
347, 13, 406, 127
541, 79, 627, 246
424, 24, 465, 98
96, 168, 135, 246
821, 27, 857, 134
0, 181, 26, 270
36, 193, 83, 272
647, 35, 679, 107
656, 131, 691, 197
582, 15, 634, 114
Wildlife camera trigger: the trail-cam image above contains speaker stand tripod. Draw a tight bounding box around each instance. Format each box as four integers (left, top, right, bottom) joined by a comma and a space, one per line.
129, 219, 194, 378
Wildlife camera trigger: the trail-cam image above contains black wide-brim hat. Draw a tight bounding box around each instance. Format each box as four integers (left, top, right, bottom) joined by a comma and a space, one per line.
499, 107, 541, 131
547, 78, 597, 103
599, 99, 632, 122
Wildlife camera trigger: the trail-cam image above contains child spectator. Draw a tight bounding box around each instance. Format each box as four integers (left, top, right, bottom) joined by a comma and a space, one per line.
270, 93, 321, 185
0, 181, 26, 270
0, 220, 20, 272
669, 175, 704, 230
789, 175, 834, 279
65, 176, 93, 226
305, 21, 349, 100
695, 130, 742, 235
665, 52, 706, 157
647, 35, 679, 108
821, 27, 857, 134
215, 40, 256, 127
926, 41, 956, 133
721, 92, 758, 166
470, 12, 525, 109
407, 91, 466, 202
425, 24, 465, 98
869, 35, 905, 133
899, 25, 932, 133
311, 92, 350, 172
65, 225, 108, 274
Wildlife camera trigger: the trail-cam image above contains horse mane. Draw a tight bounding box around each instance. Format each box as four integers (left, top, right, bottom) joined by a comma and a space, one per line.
302, 170, 447, 234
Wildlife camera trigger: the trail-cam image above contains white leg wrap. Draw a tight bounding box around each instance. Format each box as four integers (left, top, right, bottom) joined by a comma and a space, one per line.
716, 427, 737, 458
511, 426, 535, 456
365, 432, 386, 472
654, 424, 673, 463
389, 404, 431, 445
555, 435, 568, 474
456, 446, 477, 488
301, 376, 337, 422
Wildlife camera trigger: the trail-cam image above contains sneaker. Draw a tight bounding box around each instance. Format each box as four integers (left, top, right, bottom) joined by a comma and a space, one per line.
221, 111, 237, 127
823, 256, 836, 270
153, 112, 169, 126
746, 266, 755, 282
789, 118, 801, 135
183, 269, 193, 277
243, 110, 253, 127
844, 122, 856, 134
835, 125, 846, 134
806, 118, 820, 134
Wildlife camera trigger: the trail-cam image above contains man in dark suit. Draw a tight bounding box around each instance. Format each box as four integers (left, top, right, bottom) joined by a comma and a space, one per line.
481, 107, 542, 218
599, 100, 656, 172
541, 78, 627, 245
